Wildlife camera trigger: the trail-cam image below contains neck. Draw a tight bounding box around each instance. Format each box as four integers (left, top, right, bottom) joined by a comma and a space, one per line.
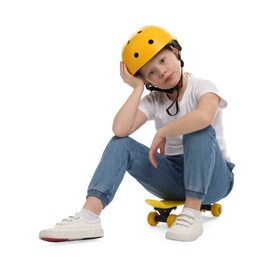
167, 73, 188, 101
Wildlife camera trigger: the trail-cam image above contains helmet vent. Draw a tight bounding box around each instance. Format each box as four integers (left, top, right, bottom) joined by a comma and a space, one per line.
148, 39, 154, 44
134, 52, 139, 58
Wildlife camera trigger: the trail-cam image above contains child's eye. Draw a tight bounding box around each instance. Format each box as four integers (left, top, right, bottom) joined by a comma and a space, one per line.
160, 58, 165, 64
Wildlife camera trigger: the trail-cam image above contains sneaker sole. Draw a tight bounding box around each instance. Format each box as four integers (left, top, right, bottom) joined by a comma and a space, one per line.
40, 235, 103, 242
166, 229, 203, 242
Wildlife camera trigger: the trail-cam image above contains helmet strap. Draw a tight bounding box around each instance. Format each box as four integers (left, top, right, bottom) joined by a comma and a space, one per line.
166, 85, 181, 116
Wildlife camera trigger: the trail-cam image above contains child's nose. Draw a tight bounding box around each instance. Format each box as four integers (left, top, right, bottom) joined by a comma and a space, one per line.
160, 69, 167, 77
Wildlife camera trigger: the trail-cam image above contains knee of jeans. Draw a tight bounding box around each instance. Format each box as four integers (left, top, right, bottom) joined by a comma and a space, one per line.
111, 135, 128, 144
183, 125, 215, 144
110, 135, 134, 148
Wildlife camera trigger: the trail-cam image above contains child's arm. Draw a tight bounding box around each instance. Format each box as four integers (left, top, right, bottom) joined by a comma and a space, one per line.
112, 62, 147, 137
158, 92, 220, 137
148, 92, 220, 168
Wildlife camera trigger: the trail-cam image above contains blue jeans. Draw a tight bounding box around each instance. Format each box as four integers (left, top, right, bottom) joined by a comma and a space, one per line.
87, 126, 235, 207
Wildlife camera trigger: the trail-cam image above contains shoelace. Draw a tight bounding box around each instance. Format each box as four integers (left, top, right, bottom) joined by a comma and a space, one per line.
57, 214, 80, 225
173, 213, 195, 227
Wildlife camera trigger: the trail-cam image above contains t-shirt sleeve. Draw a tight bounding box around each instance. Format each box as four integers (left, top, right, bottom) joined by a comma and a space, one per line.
195, 79, 227, 109
138, 94, 155, 120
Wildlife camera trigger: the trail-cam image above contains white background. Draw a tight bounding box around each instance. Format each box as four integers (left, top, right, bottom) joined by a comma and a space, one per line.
1, 0, 278, 259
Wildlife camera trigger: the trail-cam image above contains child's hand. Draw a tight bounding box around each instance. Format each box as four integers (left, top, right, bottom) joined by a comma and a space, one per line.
148, 132, 166, 168
120, 61, 144, 89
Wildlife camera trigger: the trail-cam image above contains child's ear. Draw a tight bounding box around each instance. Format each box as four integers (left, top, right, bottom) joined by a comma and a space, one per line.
173, 47, 179, 58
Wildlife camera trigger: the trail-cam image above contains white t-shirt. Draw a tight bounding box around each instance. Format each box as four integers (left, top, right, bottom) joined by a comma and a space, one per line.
138, 75, 230, 161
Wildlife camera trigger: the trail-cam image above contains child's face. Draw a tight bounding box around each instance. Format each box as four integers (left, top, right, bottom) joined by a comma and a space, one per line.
139, 48, 181, 90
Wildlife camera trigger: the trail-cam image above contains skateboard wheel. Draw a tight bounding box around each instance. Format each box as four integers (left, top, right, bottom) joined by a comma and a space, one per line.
167, 214, 177, 228
211, 203, 222, 217
147, 211, 159, 226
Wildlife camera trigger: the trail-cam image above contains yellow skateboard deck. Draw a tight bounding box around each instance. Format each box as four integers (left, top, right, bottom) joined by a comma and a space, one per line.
145, 199, 184, 209
145, 198, 222, 227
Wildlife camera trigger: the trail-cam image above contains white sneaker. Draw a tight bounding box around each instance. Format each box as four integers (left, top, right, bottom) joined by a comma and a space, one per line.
165, 210, 203, 242
39, 213, 104, 242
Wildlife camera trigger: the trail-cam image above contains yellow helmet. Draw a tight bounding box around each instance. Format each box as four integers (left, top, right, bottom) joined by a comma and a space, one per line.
122, 25, 181, 75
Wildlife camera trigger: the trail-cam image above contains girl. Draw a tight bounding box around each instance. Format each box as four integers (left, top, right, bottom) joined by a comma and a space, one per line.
39, 25, 235, 242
